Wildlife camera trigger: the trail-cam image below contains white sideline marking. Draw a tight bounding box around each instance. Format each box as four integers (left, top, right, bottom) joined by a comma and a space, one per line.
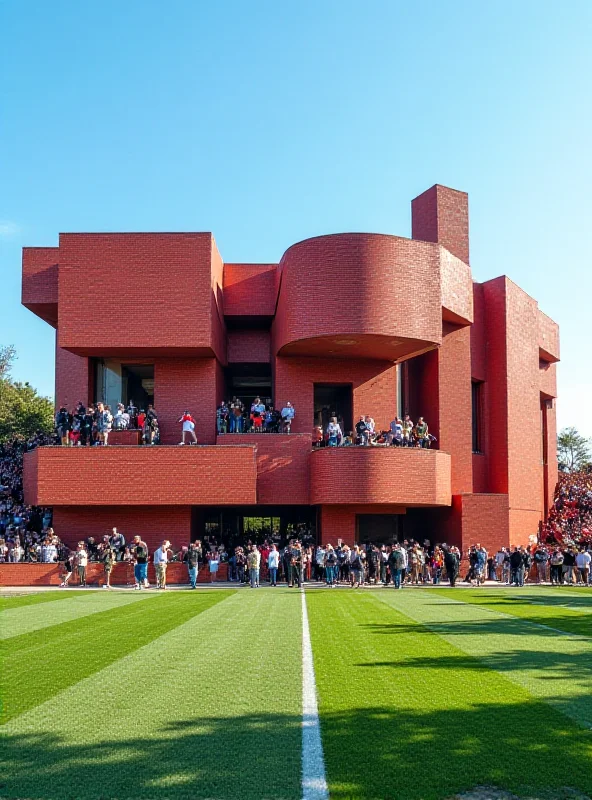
301, 587, 329, 800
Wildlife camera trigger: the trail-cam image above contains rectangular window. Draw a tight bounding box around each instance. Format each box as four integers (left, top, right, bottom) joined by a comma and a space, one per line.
471, 380, 484, 454
94, 360, 154, 410
313, 383, 353, 434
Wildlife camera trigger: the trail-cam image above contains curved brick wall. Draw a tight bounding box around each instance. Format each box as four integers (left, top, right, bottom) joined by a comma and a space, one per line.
273, 234, 442, 360
310, 447, 451, 506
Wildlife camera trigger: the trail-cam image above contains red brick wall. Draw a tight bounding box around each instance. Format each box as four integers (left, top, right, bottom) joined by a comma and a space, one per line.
0, 562, 227, 586
412, 184, 470, 264
52, 505, 192, 551
218, 434, 311, 505
227, 330, 271, 363
22, 246, 58, 325
440, 248, 473, 324
223, 263, 278, 318
311, 448, 451, 506
274, 357, 398, 435
25, 446, 257, 506
438, 323, 473, 494
55, 343, 90, 410
273, 234, 442, 361
319, 505, 407, 547
57, 233, 221, 357
154, 357, 219, 445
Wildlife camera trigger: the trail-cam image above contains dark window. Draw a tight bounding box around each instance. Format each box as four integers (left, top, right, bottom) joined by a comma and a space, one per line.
225, 363, 272, 409
313, 384, 353, 434
471, 381, 484, 454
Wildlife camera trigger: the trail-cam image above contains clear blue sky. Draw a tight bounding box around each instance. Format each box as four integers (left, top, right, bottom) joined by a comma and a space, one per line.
1, 1, 590, 434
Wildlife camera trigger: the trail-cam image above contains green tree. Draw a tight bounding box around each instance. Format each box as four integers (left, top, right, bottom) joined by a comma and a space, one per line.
0, 345, 54, 442
557, 427, 591, 473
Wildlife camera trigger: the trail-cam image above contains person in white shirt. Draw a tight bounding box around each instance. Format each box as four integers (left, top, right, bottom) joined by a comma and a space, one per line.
267, 544, 280, 586
153, 540, 171, 589
76, 543, 88, 586
575, 549, 591, 585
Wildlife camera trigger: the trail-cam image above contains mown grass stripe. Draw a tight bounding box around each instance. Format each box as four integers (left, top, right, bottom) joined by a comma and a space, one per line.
1, 590, 232, 723
0, 590, 92, 611
1, 590, 154, 640
435, 586, 592, 638
301, 588, 328, 800
1, 589, 303, 800
306, 589, 592, 800
375, 589, 592, 730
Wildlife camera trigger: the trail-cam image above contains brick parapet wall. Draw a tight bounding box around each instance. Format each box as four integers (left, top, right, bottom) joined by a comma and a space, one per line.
0, 562, 227, 586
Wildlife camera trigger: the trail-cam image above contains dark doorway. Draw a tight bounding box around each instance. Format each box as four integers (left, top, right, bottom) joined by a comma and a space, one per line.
357, 514, 400, 546
122, 364, 154, 410
193, 506, 317, 550
314, 383, 353, 435
225, 363, 272, 409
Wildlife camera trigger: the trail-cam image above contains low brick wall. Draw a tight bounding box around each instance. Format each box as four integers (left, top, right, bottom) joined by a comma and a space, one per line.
0, 562, 228, 587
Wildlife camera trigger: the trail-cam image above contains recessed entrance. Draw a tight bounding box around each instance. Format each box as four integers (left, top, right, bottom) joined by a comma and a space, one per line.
225, 363, 272, 409
193, 506, 317, 550
94, 360, 154, 410
314, 383, 353, 434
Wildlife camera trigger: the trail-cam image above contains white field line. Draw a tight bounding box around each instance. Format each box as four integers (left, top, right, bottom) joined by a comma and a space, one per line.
301, 587, 329, 800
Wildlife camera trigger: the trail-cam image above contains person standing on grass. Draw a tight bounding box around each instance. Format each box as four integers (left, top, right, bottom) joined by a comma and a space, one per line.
388, 544, 405, 589
268, 544, 279, 586
154, 540, 170, 589
576, 548, 591, 584
131, 535, 149, 589
350, 546, 363, 588
324, 544, 338, 587
550, 548, 564, 585
75, 542, 88, 586
290, 541, 303, 588
509, 547, 525, 586
187, 540, 202, 589
534, 545, 549, 583
60, 550, 74, 587
443, 546, 459, 587
248, 544, 261, 588
102, 545, 116, 589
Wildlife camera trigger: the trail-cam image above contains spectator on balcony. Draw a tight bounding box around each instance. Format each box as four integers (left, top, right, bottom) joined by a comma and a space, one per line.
312, 426, 323, 448
250, 397, 265, 432
216, 401, 229, 435
229, 397, 244, 433
79, 408, 94, 447
95, 402, 113, 446
178, 411, 198, 446
281, 402, 295, 434
326, 417, 342, 447
113, 403, 130, 431
364, 415, 375, 444
137, 408, 146, 431
154, 540, 171, 589
402, 415, 414, 446
76, 542, 88, 586
127, 400, 138, 429
389, 417, 404, 446
131, 535, 149, 589
355, 416, 368, 446
415, 417, 429, 448
55, 406, 71, 447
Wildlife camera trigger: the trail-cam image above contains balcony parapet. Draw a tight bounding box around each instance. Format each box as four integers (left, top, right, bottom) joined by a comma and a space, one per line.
310, 447, 451, 506
23, 445, 257, 506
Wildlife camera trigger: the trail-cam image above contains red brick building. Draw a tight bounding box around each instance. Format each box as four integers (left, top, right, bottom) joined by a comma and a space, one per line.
22, 184, 559, 555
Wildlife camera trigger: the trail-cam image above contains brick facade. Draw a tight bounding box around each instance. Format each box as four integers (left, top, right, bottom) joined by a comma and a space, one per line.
20, 184, 559, 556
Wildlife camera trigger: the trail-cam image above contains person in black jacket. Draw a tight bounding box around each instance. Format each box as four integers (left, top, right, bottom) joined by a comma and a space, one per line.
444, 546, 460, 587
509, 547, 525, 586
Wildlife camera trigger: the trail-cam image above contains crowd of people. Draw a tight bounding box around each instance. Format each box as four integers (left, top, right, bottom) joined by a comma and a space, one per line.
21, 534, 587, 589
0, 434, 54, 561
55, 402, 160, 446
53, 397, 435, 451
541, 472, 592, 549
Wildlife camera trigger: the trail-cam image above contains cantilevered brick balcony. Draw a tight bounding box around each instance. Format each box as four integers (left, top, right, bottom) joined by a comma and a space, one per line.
310, 447, 452, 506
23, 446, 257, 506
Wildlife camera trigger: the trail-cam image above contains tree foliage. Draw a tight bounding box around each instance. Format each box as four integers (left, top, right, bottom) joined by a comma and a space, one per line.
0, 345, 54, 443
557, 427, 591, 473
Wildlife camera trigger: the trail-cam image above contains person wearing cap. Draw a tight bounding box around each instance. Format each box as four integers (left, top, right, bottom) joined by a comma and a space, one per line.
131, 535, 149, 589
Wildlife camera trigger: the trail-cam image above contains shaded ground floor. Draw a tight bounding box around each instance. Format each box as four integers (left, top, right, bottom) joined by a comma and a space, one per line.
47, 490, 528, 556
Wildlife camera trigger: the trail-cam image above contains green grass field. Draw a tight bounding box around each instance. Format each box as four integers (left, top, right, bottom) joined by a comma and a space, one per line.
1, 586, 591, 799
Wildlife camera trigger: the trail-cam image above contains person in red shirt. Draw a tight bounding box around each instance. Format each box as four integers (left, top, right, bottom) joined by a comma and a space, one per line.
178, 411, 198, 445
